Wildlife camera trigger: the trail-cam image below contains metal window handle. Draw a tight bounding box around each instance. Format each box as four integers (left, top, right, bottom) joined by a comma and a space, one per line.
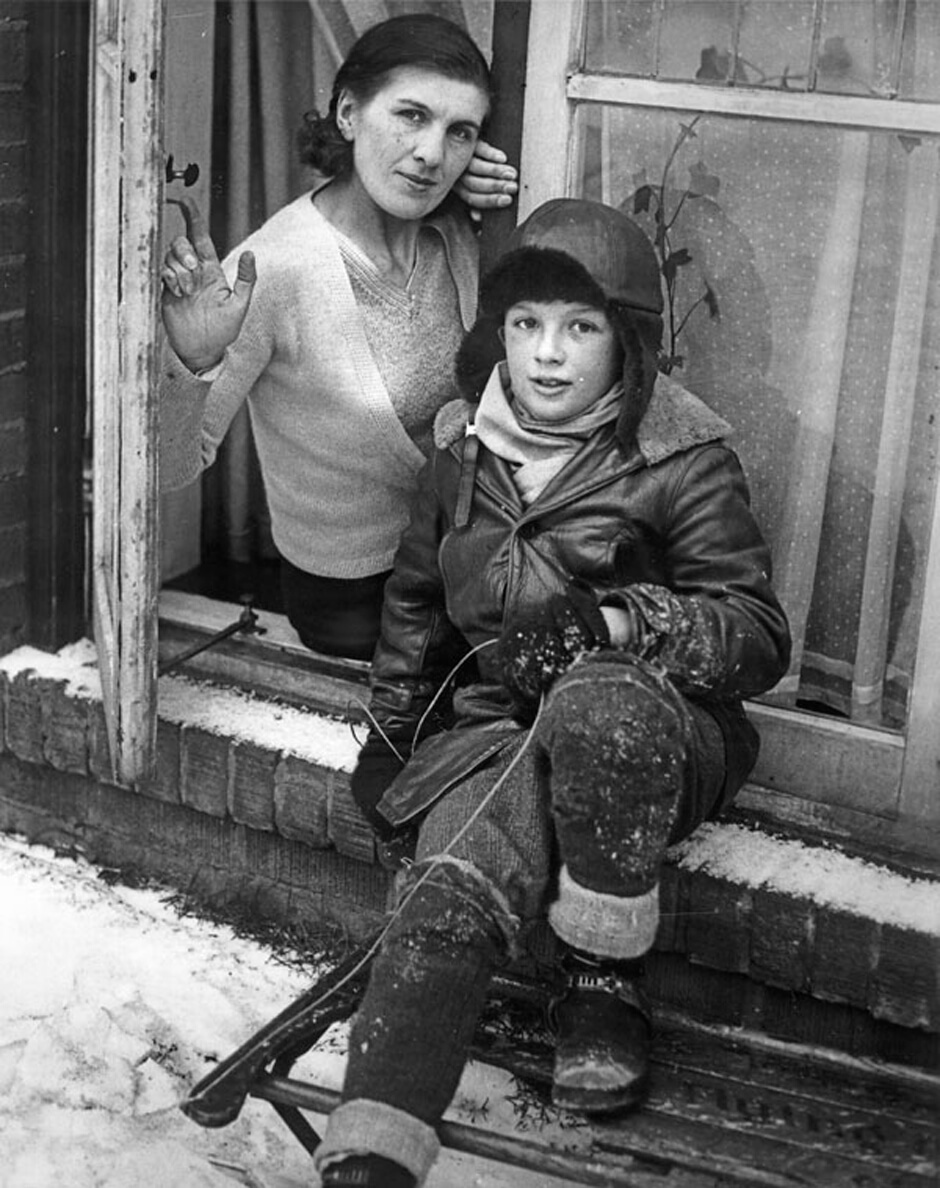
158, 596, 265, 676
165, 154, 200, 187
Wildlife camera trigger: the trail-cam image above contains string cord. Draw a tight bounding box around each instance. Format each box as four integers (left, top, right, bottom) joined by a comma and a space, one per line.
346, 638, 499, 761
297, 687, 546, 1022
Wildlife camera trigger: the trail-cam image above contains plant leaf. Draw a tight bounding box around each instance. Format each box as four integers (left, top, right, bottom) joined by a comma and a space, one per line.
633, 185, 653, 214
662, 248, 692, 284
687, 160, 720, 199
704, 282, 720, 320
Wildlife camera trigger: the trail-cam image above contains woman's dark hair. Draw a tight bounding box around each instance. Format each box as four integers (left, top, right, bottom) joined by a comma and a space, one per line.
298, 13, 492, 177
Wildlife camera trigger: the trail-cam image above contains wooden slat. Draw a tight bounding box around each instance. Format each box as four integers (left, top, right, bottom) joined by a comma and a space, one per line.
746, 700, 902, 815
90, 0, 164, 785
518, 0, 583, 218
90, 5, 122, 784
566, 73, 940, 137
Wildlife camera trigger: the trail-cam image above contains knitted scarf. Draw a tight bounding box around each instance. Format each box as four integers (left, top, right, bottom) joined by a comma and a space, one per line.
475, 363, 623, 504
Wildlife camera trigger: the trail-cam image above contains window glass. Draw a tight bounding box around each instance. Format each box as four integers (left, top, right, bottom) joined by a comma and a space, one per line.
576, 101, 940, 730
583, 0, 938, 100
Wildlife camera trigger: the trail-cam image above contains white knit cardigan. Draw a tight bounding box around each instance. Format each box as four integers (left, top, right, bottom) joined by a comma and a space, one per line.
159, 193, 478, 578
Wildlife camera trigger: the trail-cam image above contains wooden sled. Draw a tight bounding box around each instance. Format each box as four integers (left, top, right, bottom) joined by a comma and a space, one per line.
182, 936, 939, 1188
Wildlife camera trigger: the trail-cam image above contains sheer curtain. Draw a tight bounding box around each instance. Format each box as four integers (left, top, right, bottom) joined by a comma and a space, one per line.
200, 0, 322, 567
575, 1, 940, 731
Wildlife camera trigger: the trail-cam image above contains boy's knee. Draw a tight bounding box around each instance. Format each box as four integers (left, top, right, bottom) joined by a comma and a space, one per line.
385, 856, 517, 956
542, 653, 693, 756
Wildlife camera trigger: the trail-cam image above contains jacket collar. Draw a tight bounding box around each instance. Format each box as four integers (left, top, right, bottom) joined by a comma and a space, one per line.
433, 371, 732, 464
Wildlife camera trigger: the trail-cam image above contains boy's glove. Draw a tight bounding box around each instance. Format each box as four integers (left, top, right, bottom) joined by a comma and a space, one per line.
350, 731, 407, 840
499, 582, 610, 716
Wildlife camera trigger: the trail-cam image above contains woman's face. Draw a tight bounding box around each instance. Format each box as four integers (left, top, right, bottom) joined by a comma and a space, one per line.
337, 66, 489, 221
503, 300, 623, 423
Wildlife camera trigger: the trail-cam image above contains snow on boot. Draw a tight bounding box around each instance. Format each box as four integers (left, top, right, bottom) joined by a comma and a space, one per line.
550, 955, 651, 1115
320, 1153, 416, 1188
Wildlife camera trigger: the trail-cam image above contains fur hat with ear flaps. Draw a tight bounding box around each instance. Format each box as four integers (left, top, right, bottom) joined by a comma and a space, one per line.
456, 198, 665, 445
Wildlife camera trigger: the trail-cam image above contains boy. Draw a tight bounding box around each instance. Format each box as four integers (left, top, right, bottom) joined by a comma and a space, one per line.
316, 198, 791, 1187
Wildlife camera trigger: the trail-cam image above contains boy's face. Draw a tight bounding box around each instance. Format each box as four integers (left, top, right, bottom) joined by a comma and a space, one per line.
503, 301, 622, 423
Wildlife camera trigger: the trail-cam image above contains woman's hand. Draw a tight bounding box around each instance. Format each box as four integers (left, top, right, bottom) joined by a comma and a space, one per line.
454, 139, 518, 221
161, 196, 257, 373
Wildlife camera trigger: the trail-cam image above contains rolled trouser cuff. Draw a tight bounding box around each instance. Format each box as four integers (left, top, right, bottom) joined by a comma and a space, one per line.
314, 1098, 440, 1186
549, 864, 659, 959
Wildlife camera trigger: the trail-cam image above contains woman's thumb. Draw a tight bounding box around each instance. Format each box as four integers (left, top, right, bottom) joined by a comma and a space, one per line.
234, 250, 257, 303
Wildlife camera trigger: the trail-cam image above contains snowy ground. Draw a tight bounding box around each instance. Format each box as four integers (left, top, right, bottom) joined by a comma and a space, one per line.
0, 833, 581, 1188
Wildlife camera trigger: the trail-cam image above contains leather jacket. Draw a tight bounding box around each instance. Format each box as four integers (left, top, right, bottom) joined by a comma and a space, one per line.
365, 373, 791, 831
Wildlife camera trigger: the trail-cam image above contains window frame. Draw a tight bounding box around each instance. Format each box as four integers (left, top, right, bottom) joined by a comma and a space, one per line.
518, 0, 940, 829
89, 0, 940, 849
90, 0, 164, 783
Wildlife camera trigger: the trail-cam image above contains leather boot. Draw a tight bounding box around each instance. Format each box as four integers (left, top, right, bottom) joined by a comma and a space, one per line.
550, 953, 651, 1115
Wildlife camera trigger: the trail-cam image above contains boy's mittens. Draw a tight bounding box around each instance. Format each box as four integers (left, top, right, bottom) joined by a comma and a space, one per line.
350, 732, 407, 839
499, 582, 610, 713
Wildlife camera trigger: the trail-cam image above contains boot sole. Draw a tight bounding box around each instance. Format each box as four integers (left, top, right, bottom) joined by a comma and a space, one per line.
552, 1071, 649, 1116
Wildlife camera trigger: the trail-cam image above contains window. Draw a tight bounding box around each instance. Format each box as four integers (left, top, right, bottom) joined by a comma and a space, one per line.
520, 0, 940, 831
89, 0, 497, 782
90, 0, 940, 846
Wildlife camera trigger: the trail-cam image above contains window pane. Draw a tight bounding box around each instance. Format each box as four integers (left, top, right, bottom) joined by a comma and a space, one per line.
897, 0, 940, 100
574, 103, 940, 730
582, 0, 938, 99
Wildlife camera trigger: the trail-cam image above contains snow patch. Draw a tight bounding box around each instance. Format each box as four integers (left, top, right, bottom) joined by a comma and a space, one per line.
673, 822, 940, 934
0, 640, 360, 771
1, 834, 572, 1187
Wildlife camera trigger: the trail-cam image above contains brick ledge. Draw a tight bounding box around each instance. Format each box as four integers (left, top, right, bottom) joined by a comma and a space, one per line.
1, 643, 937, 1034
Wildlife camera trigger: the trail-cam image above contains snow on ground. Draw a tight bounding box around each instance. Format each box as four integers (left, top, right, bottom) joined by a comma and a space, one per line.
0, 833, 578, 1188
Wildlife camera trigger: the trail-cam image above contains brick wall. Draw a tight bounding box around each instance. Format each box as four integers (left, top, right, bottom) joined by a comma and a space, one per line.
0, 1, 27, 653
1, 650, 938, 1071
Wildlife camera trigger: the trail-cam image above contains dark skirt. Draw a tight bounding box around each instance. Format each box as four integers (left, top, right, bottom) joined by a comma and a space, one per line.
280, 557, 390, 662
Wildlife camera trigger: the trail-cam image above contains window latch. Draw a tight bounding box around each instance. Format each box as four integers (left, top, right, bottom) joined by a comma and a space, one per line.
165, 154, 200, 187
158, 596, 266, 676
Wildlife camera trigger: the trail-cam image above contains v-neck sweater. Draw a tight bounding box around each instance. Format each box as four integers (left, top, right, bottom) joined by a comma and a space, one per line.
159, 192, 478, 578
336, 226, 463, 458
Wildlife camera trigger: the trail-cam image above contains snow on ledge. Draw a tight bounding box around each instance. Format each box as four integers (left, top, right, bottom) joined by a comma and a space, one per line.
673, 822, 940, 935
0, 640, 360, 771
3, 646, 938, 926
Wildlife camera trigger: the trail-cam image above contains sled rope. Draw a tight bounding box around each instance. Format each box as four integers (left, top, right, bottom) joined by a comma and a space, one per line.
313, 648, 546, 1019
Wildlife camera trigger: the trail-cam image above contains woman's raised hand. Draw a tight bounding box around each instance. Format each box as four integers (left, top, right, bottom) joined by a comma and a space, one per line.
161, 196, 257, 373
455, 139, 518, 220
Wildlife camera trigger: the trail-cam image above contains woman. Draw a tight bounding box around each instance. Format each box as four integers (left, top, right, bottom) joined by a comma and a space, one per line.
159, 13, 516, 660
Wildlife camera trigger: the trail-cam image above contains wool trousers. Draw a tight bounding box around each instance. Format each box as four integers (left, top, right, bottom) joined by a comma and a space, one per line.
315, 654, 728, 1184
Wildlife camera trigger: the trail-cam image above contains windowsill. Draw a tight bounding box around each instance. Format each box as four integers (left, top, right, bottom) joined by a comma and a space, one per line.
158, 589, 370, 719
157, 589, 940, 872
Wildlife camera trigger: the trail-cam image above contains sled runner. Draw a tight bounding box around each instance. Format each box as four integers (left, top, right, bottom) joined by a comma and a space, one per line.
182, 934, 938, 1188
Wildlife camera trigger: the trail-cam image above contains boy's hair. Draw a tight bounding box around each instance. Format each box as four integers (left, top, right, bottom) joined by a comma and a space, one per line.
457, 199, 665, 444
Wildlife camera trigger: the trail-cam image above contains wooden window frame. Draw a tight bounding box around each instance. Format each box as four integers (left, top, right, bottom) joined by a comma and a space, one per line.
89, 0, 532, 784
89, 0, 939, 862
518, 0, 940, 840
89, 0, 163, 783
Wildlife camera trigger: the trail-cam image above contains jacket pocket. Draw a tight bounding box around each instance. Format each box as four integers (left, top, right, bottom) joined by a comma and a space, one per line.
378, 720, 522, 827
